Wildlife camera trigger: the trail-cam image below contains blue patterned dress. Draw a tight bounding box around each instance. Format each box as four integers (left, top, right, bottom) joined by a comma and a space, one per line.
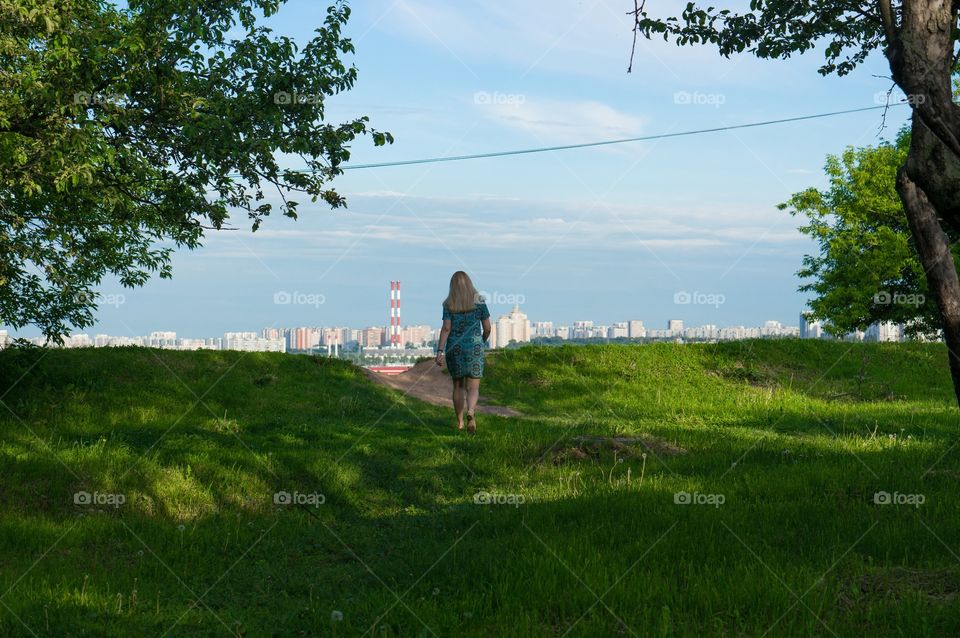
442, 302, 490, 378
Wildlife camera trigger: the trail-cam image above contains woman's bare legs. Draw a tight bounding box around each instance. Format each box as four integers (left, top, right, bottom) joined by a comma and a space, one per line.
465, 377, 480, 432
452, 377, 465, 429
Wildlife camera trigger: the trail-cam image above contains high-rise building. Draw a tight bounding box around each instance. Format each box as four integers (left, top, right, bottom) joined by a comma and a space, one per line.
532, 321, 554, 337
495, 305, 530, 348
609, 322, 629, 338
399, 324, 433, 347
149, 331, 177, 348
289, 327, 321, 351
668, 319, 684, 333
684, 324, 718, 339
361, 327, 384, 348
628, 320, 645, 339
800, 313, 824, 339
262, 327, 283, 341
223, 332, 285, 352
572, 320, 593, 339
761, 320, 783, 336
865, 322, 900, 342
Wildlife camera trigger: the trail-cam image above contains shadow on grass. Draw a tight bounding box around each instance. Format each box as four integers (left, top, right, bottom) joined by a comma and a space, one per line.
2, 481, 959, 637
1, 346, 959, 635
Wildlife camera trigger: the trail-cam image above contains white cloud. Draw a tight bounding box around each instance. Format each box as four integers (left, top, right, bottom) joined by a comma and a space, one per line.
207, 190, 806, 263
480, 98, 646, 143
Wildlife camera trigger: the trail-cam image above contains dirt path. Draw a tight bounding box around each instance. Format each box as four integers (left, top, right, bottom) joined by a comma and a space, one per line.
364, 360, 522, 417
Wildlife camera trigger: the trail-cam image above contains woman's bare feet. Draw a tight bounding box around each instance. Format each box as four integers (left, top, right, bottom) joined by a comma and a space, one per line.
466, 413, 476, 434
457, 418, 465, 431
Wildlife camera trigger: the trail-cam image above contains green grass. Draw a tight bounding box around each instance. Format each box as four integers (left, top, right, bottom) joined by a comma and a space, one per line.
0, 340, 958, 636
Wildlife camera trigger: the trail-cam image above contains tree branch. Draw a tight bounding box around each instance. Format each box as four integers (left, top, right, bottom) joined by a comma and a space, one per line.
627, 0, 645, 73
878, 0, 898, 46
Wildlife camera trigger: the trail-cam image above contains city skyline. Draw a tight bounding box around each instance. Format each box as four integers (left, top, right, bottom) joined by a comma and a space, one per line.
4, 274, 819, 341
4, 303, 913, 352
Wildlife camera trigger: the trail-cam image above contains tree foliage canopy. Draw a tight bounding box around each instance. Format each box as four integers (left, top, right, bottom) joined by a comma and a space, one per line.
632, 1, 956, 76
0, 0, 391, 340
781, 129, 958, 337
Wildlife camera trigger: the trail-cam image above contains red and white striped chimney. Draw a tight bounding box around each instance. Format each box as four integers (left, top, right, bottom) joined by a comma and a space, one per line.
389, 281, 402, 348
395, 280, 401, 347
390, 281, 396, 348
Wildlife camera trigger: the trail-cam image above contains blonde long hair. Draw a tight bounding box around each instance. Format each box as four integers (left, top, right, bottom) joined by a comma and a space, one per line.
443, 271, 480, 313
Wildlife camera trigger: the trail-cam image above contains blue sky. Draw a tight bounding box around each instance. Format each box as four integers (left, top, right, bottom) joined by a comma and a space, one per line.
13, 0, 914, 338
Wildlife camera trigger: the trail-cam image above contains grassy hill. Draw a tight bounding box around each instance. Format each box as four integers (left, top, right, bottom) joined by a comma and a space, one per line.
0, 341, 958, 636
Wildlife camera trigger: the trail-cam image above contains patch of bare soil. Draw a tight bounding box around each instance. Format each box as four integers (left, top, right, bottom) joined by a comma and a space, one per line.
364, 360, 522, 417
550, 434, 687, 465
837, 567, 960, 609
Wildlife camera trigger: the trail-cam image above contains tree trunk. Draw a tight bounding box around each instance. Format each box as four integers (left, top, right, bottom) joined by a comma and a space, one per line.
883, 0, 960, 406
897, 161, 960, 408
889, 0, 960, 232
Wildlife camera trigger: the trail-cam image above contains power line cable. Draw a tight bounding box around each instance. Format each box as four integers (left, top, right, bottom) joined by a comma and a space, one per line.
224, 102, 906, 178
332, 102, 908, 171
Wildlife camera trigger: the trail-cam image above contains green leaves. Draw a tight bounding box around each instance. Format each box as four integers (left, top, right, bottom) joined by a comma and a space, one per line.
1, 0, 390, 341
632, 1, 887, 76
371, 131, 394, 147
781, 129, 951, 338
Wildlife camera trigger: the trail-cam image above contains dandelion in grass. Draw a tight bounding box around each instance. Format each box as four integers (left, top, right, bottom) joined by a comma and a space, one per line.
331, 610, 343, 622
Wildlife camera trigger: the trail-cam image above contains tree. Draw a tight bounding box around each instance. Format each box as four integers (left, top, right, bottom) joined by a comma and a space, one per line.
781, 128, 958, 338
1, 0, 391, 341
631, 1, 960, 406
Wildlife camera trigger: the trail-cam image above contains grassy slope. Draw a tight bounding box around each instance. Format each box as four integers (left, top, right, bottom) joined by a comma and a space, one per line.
0, 341, 958, 637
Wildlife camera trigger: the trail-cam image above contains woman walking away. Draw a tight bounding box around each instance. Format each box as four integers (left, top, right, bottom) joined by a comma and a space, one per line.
436, 271, 491, 434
